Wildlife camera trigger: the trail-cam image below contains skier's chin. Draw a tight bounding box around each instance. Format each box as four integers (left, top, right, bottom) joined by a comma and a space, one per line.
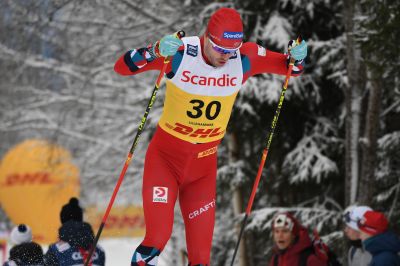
214, 60, 227, 67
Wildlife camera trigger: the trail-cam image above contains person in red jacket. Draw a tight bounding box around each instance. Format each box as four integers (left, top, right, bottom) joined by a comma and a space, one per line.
268, 212, 327, 266
115, 7, 307, 266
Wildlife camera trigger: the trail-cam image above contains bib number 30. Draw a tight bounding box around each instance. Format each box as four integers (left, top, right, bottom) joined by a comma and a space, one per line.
187, 99, 221, 120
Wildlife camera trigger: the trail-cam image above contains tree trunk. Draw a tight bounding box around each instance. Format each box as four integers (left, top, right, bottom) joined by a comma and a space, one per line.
343, 0, 366, 205
358, 70, 383, 204
228, 132, 248, 266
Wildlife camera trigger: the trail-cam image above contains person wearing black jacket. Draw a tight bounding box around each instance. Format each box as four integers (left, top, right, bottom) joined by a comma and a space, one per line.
358, 211, 400, 266
3, 224, 44, 266
44, 198, 105, 266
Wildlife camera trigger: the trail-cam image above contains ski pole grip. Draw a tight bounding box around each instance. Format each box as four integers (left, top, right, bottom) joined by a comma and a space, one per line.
296, 35, 302, 45
163, 30, 185, 63
287, 35, 303, 64
175, 30, 185, 39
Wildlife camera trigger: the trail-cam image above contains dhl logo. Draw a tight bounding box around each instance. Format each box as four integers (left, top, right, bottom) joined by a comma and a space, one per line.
103, 214, 145, 229
169, 122, 224, 138
1, 172, 53, 186
198, 146, 218, 158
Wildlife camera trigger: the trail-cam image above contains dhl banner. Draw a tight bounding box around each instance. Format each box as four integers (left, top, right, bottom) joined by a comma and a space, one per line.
0, 238, 6, 265
0, 139, 80, 243
86, 205, 145, 238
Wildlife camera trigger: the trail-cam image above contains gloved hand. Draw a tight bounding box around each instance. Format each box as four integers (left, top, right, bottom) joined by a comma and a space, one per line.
288, 39, 307, 61
154, 34, 183, 57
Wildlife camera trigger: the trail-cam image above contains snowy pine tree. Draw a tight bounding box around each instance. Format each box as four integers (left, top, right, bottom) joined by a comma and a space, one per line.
0, 0, 398, 265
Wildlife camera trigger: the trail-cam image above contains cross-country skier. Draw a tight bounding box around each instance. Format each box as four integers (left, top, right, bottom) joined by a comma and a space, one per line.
114, 7, 308, 266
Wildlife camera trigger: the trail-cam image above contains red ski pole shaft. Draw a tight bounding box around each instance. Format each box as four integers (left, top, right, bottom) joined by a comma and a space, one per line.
230, 36, 301, 266
245, 57, 295, 215
84, 30, 185, 266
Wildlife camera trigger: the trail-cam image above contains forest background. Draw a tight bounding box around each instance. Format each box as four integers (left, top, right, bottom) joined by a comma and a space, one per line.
0, 0, 399, 265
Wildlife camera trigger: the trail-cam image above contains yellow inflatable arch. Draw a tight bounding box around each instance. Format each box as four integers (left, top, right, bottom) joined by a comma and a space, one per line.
0, 139, 80, 244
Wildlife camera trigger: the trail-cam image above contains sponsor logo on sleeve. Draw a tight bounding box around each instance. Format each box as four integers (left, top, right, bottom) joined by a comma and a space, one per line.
257, 45, 266, 56
186, 44, 198, 57
153, 187, 168, 203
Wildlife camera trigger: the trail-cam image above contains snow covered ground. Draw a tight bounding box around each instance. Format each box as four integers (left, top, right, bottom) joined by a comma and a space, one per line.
1, 237, 170, 265
99, 238, 141, 265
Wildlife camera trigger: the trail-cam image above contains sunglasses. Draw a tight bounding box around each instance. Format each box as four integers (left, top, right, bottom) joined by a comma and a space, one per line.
208, 37, 241, 55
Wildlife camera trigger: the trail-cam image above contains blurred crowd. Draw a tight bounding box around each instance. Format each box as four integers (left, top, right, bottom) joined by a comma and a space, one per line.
268, 206, 400, 266
2, 198, 105, 266
2, 201, 400, 265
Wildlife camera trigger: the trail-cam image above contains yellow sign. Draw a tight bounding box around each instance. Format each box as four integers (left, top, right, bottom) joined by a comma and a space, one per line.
86, 205, 145, 238
0, 139, 80, 243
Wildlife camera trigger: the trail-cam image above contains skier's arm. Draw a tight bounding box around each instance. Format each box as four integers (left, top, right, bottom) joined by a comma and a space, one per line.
240, 42, 305, 83
114, 46, 165, 75
114, 34, 184, 77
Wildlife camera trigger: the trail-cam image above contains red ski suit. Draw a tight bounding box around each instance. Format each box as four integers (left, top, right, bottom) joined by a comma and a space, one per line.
114, 36, 303, 265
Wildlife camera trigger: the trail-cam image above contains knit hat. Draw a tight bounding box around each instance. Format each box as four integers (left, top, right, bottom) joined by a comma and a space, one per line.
358, 210, 388, 236
206, 8, 243, 49
60, 197, 83, 224
10, 224, 32, 245
272, 212, 300, 236
343, 205, 372, 231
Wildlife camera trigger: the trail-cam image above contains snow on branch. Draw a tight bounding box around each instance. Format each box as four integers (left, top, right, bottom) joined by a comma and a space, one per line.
0, 43, 87, 80
218, 160, 247, 189
259, 12, 292, 50
378, 131, 400, 150
246, 206, 341, 233
283, 118, 339, 184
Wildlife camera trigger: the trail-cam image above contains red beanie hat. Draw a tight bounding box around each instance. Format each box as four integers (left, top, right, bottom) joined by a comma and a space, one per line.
206, 8, 243, 49
358, 211, 388, 236
272, 212, 300, 236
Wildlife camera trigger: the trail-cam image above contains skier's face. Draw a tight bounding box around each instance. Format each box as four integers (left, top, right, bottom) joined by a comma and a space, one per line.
359, 230, 372, 241
204, 36, 236, 67
343, 225, 360, 240
273, 227, 294, 250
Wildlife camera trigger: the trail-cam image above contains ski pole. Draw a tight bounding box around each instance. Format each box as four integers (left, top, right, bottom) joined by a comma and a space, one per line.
84, 30, 185, 266
230, 37, 301, 266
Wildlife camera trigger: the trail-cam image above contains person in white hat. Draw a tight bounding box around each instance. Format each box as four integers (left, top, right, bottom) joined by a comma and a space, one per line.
3, 224, 44, 266
10, 224, 32, 245
342, 205, 373, 266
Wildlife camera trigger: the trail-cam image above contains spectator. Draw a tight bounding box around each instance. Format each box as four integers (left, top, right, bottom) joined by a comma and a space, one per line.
44, 197, 105, 266
268, 212, 327, 266
342, 205, 372, 266
3, 224, 44, 266
358, 210, 400, 266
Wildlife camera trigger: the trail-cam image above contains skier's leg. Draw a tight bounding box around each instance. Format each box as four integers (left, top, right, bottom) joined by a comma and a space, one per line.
131, 141, 179, 266
179, 153, 217, 266
131, 245, 161, 266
